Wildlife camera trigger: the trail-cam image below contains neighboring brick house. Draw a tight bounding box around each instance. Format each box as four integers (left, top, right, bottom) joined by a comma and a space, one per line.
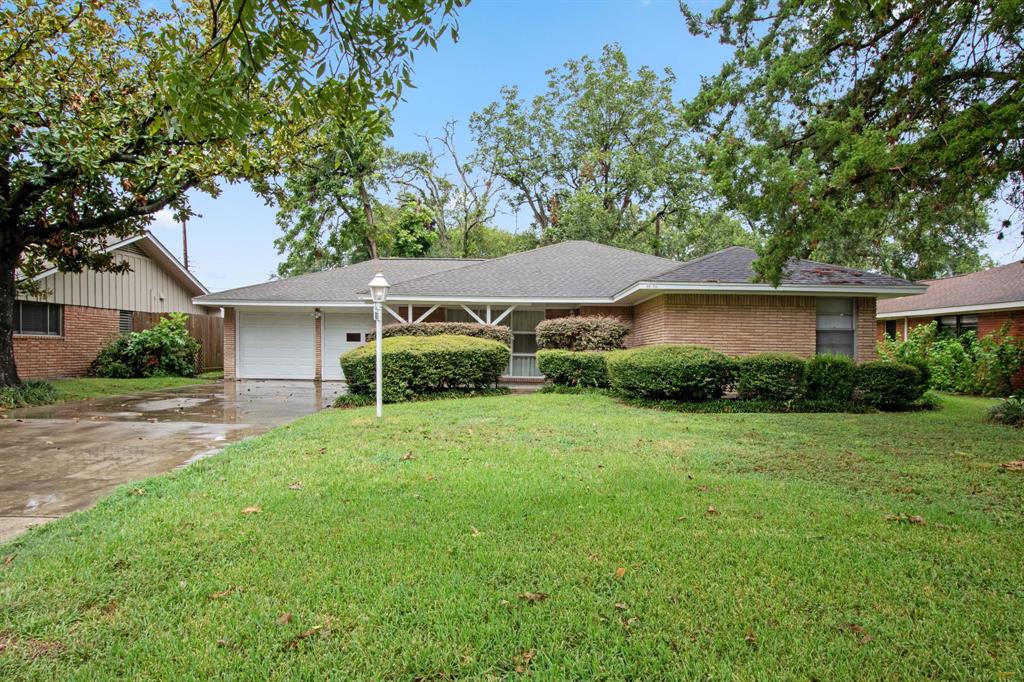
15, 231, 221, 379
196, 242, 922, 381
876, 261, 1024, 387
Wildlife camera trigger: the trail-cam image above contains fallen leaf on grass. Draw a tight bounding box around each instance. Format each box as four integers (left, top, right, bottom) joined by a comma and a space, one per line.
622, 617, 638, 631
514, 649, 535, 674
705, 506, 720, 517
400, 452, 415, 461
276, 612, 293, 625
614, 602, 628, 611
2, 554, 14, 566
283, 625, 324, 650
131, 488, 146, 496
208, 587, 238, 600
287, 482, 303, 490
241, 506, 261, 515
999, 461, 1024, 471
884, 514, 925, 525
839, 622, 874, 644
470, 526, 480, 537
614, 567, 626, 579
518, 591, 549, 603
744, 629, 757, 648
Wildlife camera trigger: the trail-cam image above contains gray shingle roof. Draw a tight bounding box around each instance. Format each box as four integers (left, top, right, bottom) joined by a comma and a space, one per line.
195, 257, 479, 303
651, 246, 918, 287
379, 241, 679, 299
198, 241, 921, 304
877, 260, 1024, 314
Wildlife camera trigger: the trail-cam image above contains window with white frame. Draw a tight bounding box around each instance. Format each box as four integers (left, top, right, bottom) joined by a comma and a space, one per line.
816, 298, 855, 357
445, 307, 545, 377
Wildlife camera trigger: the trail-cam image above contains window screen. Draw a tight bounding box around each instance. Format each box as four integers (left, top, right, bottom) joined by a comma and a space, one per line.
816, 298, 854, 357
16, 301, 62, 336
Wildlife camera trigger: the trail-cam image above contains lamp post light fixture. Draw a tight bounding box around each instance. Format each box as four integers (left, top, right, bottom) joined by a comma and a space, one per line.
367, 272, 390, 418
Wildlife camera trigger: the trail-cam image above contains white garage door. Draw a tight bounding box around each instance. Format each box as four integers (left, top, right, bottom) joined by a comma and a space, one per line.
323, 312, 374, 380
237, 311, 315, 379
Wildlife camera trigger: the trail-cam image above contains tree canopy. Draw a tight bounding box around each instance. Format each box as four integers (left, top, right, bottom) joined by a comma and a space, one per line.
683, 0, 1023, 283
0, 0, 464, 385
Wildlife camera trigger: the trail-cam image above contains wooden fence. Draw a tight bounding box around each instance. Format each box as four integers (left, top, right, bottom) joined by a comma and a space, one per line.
132, 311, 224, 371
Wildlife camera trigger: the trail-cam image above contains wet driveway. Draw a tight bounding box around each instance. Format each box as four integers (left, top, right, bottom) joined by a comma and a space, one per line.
0, 381, 344, 542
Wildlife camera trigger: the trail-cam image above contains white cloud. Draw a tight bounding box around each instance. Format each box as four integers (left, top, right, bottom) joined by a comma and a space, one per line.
150, 208, 179, 231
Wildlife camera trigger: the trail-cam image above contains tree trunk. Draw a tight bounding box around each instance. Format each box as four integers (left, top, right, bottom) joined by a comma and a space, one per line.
0, 244, 22, 388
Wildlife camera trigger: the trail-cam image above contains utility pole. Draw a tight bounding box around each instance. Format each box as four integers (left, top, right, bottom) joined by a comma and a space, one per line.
181, 218, 190, 271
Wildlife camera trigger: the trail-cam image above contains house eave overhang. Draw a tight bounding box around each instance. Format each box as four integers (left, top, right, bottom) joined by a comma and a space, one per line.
876, 300, 1024, 319
614, 281, 928, 302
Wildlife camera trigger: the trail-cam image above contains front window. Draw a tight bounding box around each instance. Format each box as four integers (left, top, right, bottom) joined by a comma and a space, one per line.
937, 315, 978, 337
816, 298, 854, 357
15, 301, 62, 336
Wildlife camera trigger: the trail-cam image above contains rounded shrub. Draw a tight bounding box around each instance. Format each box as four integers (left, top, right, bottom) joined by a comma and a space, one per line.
373, 321, 511, 346
535, 316, 631, 351
536, 349, 609, 388
340, 335, 510, 403
90, 312, 200, 378
735, 353, 805, 401
803, 354, 856, 402
606, 344, 734, 401
856, 360, 927, 409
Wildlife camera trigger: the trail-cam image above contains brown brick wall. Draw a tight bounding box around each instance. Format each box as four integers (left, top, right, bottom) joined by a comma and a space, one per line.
629, 294, 877, 360
14, 305, 120, 378
580, 305, 637, 347
855, 298, 877, 362
223, 307, 236, 380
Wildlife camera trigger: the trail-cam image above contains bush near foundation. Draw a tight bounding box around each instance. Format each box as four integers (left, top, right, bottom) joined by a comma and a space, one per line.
340, 335, 510, 403
535, 316, 631, 351
371, 322, 512, 346
91, 313, 200, 378
606, 345, 734, 401
803, 354, 857, 402
856, 361, 928, 409
734, 353, 805, 401
536, 349, 610, 388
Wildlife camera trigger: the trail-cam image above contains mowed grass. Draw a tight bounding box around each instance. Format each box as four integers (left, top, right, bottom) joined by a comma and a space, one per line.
1, 393, 1022, 679
48, 373, 222, 403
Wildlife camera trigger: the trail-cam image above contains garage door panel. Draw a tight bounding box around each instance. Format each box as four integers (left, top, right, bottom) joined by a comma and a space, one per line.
238, 311, 315, 379
323, 313, 374, 380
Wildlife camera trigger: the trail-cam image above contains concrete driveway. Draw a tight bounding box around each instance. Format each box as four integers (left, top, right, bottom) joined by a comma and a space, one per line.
0, 380, 344, 543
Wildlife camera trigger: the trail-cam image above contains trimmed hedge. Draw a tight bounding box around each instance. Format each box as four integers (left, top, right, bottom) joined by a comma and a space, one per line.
856, 361, 928, 409
536, 349, 609, 388
340, 335, 509, 403
372, 322, 512, 346
606, 344, 734, 401
535, 316, 631, 351
735, 353, 805, 401
803, 353, 857, 402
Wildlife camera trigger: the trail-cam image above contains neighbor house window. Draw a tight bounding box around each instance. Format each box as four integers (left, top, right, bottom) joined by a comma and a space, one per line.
884, 320, 898, 339
15, 301, 62, 336
937, 315, 978, 337
816, 298, 854, 357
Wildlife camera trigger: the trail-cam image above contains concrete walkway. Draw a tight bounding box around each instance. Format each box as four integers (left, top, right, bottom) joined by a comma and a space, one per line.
0, 380, 343, 543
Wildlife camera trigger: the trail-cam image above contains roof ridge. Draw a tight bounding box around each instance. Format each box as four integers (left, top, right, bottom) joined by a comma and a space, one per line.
559, 239, 680, 264
922, 259, 1024, 283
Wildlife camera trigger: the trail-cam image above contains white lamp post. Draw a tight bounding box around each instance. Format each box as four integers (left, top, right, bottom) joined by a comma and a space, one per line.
367, 272, 390, 418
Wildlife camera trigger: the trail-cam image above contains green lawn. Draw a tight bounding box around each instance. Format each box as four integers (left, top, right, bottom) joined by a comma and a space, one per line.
1, 393, 1022, 678
48, 373, 222, 403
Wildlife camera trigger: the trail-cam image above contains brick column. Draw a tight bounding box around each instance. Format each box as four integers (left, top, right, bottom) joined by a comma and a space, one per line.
223, 308, 236, 379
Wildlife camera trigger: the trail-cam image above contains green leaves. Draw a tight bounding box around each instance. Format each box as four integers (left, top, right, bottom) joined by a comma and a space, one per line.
684, 0, 1023, 283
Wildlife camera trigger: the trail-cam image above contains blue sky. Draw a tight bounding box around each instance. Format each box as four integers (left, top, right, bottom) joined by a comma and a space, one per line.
150, 0, 1018, 292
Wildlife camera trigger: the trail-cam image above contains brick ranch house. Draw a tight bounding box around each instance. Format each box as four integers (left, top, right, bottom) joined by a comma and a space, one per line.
876, 260, 1024, 387
15, 231, 222, 379
194, 241, 924, 382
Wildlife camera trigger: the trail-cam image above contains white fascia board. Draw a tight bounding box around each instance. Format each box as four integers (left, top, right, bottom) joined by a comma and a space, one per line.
613, 281, 928, 300
191, 299, 372, 308
360, 295, 618, 305
876, 300, 1024, 319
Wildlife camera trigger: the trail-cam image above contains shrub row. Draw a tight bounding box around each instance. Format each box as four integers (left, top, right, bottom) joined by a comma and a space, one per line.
537, 345, 929, 410
341, 335, 509, 403
535, 316, 631, 351
371, 321, 512, 346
